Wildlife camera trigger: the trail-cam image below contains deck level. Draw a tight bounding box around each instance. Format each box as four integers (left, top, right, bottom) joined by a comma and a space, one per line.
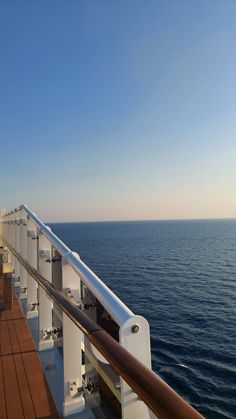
0, 275, 59, 419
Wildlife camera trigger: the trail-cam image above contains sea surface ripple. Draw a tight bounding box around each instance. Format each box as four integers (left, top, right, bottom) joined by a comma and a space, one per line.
50, 219, 236, 419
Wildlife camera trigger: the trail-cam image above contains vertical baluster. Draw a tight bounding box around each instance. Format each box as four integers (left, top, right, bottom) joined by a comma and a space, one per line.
0, 215, 3, 248
10, 213, 16, 279
119, 316, 152, 419
10, 214, 14, 276
38, 228, 54, 351
0, 214, 4, 245
62, 253, 85, 416
4, 218, 7, 243
7, 216, 12, 266
13, 213, 20, 287
26, 219, 39, 318
4, 215, 11, 269
0, 216, 4, 247
5, 215, 8, 243
19, 209, 28, 299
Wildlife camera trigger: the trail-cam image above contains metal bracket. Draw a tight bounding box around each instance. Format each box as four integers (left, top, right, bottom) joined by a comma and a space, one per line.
52, 256, 62, 262
43, 327, 63, 340
69, 379, 84, 399
27, 230, 38, 239
84, 377, 98, 394
14, 277, 20, 287
83, 302, 98, 310
28, 302, 39, 312
66, 288, 82, 308
43, 329, 52, 340
45, 256, 62, 263
69, 378, 97, 398
39, 250, 50, 261
19, 287, 27, 300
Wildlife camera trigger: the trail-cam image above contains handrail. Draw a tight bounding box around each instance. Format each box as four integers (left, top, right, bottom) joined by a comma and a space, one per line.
2, 236, 204, 419
2, 204, 133, 326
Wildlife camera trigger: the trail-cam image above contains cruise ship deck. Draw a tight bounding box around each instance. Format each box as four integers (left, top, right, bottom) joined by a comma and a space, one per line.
0, 273, 99, 419
0, 205, 204, 419
0, 273, 58, 419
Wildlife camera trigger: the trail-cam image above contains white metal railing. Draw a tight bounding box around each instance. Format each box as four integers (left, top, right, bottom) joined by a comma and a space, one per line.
0, 204, 152, 418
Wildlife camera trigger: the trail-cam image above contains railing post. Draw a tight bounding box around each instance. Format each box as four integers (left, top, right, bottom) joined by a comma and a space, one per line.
119, 316, 152, 419
0, 214, 4, 244
38, 228, 54, 351
5, 219, 8, 244
0, 215, 11, 272
0, 217, 3, 248
0, 217, 4, 245
19, 209, 28, 299
26, 219, 38, 319
7, 214, 12, 272
13, 214, 20, 287
6, 217, 12, 266
8, 215, 14, 273
62, 253, 85, 416
10, 215, 15, 272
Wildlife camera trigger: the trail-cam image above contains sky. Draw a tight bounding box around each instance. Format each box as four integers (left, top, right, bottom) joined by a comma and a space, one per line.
0, 0, 236, 222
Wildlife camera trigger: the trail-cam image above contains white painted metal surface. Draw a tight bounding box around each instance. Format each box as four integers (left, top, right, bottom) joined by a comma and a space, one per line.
0, 204, 153, 419
62, 257, 85, 416
26, 219, 38, 319
19, 209, 28, 298
14, 215, 20, 284
38, 229, 54, 351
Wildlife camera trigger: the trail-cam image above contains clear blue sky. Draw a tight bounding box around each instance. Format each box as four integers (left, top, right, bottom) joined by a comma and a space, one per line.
1, 0, 236, 222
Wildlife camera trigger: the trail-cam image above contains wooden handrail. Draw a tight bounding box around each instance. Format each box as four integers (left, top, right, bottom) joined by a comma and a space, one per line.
2, 237, 204, 419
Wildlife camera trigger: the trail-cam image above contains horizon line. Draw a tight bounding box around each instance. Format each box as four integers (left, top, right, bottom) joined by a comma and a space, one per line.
46, 216, 236, 224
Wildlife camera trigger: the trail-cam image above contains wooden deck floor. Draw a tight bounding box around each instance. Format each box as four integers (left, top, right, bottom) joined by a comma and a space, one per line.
0, 275, 59, 419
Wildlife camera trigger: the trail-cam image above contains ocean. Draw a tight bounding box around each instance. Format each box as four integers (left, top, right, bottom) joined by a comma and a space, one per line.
50, 219, 236, 419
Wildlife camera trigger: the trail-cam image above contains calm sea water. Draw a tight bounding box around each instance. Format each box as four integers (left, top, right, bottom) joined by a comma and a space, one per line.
50, 219, 236, 419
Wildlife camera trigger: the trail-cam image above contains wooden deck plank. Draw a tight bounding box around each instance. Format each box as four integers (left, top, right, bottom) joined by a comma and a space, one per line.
2, 281, 13, 320
4, 282, 12, 300
12, 297, 25, 319
14, 353, 36, 419
3, 282, 13, 317
0, 320, 12, 355
22, 351, 59, 418
0, 310, 7, 320
0, 357, 7, 419
7, 320, 20, 354
2, 354, 24, 419
0, 277, 24, 320
0, 276, 59, 419
5, 308, 13, 320
13, 318, 36, 353
0, 309, 7, 320
3, 297, 24, 321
